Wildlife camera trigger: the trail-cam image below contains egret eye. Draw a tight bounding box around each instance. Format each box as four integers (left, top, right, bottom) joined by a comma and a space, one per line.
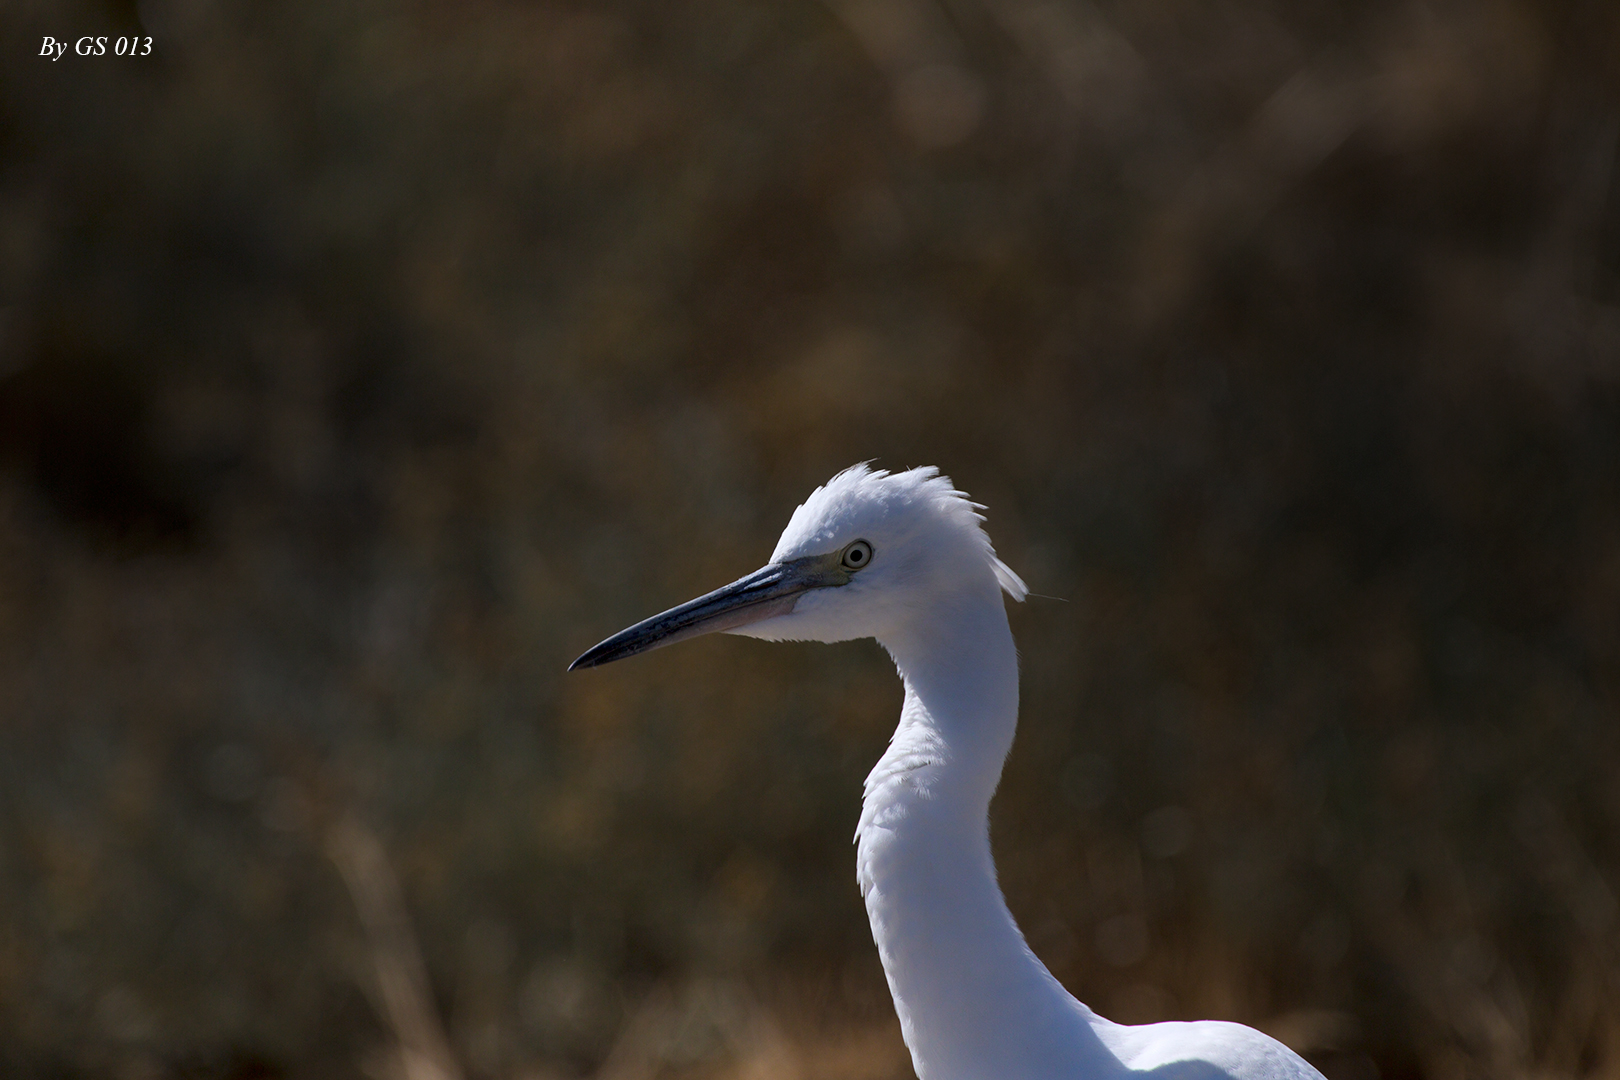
842, 540, 873, 570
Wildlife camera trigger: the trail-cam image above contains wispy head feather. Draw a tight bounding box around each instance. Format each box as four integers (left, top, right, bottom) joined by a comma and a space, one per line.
771, 464, 1028, 601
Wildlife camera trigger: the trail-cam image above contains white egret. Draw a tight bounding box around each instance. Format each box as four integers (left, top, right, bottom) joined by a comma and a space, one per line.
571, 464, 1324, 1080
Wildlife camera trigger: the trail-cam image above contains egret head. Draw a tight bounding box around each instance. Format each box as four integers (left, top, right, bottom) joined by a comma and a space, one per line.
569, 465, 1026, 669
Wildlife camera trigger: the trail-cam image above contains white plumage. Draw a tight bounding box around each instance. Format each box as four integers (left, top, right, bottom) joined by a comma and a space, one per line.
572, 464, 1324, 1080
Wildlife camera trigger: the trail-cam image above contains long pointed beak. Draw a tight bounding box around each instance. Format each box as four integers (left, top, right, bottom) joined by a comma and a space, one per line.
568, 556, 844, 670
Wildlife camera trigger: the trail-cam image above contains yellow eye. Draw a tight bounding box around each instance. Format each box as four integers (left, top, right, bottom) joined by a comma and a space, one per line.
842, 540, 873, 570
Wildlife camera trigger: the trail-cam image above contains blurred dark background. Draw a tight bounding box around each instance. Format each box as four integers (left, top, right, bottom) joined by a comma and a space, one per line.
2, 0, 1619, 1077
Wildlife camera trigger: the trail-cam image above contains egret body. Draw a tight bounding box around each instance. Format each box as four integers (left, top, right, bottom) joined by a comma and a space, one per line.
571, 465, 1323, 1080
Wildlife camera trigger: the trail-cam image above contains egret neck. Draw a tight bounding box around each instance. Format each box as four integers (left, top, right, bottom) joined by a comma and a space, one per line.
859, 578, 1119, 1080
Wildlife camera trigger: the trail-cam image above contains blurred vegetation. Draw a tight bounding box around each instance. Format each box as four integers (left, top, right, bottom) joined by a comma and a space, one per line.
2, 0, 1619, 1077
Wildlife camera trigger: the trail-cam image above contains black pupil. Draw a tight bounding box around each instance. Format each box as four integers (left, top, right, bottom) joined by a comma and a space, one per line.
849, 547, 864, 563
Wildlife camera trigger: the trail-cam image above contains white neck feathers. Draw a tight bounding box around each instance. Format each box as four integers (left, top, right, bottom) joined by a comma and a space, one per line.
856, 583, 1120, 1080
